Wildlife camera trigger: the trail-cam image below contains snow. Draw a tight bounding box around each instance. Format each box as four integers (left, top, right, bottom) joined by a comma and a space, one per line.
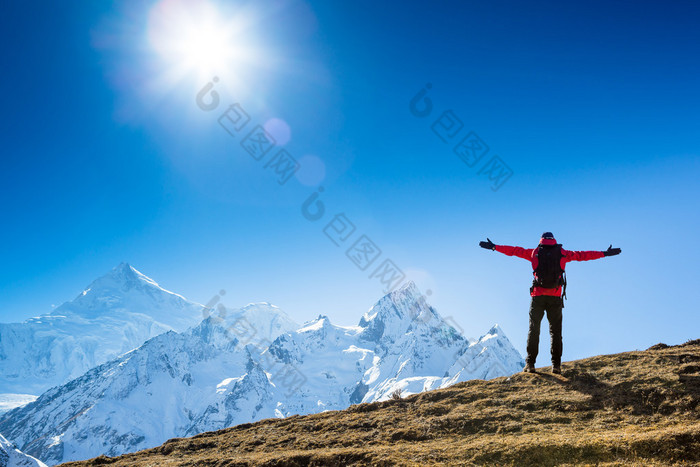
215, 377, 243, 394
45, 437, 61, 449
0, 268, 524, 466
298, 318, 326, 333
0, 263, 206, 395
0, 433, 47, 467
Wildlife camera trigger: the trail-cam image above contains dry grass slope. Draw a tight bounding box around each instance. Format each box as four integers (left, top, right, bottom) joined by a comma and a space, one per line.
61, 340, 700, 466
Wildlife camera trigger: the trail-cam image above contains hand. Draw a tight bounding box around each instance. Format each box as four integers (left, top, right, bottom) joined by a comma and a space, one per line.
604, 244, 621, 256
479, 238, 495, 250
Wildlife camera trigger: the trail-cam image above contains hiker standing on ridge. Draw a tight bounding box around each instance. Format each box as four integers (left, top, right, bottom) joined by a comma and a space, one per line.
479, 232, 621, 375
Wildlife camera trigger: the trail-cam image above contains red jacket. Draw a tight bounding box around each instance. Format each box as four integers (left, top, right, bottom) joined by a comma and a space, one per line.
494, 237, 605, 297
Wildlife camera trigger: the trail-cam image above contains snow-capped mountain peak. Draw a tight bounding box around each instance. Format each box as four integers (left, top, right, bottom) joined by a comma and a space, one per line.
204, 302, 299, 346
107, 262, 166, 291
0, 264, 206, 396
358, 281, 447, 345
81, 262, 150, 297
58, 263, 193, 319
189, 302, 298, 352
359, 281, 423, 322
298, 315, 332, 332
481, 324, 504, 339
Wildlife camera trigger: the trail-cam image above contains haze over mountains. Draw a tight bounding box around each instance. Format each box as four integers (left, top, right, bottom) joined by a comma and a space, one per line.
0, 264, 524, 465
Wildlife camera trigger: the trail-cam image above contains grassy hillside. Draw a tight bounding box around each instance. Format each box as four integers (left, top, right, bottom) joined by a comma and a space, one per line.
61, 340, 700, 466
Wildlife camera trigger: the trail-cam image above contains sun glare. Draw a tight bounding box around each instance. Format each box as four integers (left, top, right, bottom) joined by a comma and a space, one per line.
147, 0, 254, 83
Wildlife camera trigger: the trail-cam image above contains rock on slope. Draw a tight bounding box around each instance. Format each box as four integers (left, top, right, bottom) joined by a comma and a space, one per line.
61, 340, 700, 466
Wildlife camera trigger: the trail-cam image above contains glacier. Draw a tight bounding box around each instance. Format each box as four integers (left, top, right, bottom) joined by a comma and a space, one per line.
0, 266, 524, 465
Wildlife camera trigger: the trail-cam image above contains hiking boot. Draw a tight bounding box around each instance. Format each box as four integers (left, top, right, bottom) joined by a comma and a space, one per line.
523, 363, 536, 373
552, 365, 562, 375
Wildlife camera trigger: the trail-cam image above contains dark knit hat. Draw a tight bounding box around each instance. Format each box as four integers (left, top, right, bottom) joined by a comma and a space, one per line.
541, 232, 554, 239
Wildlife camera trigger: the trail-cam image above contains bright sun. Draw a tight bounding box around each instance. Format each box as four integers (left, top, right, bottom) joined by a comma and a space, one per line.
147, 0, 255, 83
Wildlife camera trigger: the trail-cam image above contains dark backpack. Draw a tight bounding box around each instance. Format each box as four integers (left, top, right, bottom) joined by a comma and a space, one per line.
533, 244, 564, 288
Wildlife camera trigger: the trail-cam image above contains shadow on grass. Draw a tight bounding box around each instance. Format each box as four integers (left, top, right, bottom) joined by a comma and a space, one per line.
533, 366, 698, 416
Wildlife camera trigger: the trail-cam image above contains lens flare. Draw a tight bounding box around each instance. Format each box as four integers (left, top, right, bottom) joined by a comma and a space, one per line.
263, 118, 291, 146
296, 155, 326, 186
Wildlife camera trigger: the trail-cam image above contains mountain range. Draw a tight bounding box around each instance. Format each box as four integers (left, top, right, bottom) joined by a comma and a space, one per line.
0, 265, 524, 465
59, 340, 700, 466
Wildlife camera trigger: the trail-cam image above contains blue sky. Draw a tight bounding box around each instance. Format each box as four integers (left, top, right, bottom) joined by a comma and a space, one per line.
1, 0, 698, 361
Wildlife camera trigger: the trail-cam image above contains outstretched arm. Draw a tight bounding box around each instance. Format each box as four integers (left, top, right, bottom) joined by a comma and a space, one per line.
494, 244, 535, 261
564, 245, 620, 263
480, 237, 534, 260
564, 249, 605, 262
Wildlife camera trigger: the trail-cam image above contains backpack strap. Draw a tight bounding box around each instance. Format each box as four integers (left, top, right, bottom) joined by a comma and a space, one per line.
561, 271, 567, 308
558, 246, 566, 307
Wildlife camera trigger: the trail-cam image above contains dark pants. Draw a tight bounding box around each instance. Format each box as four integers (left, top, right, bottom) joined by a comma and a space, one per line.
526, 295, 563, 367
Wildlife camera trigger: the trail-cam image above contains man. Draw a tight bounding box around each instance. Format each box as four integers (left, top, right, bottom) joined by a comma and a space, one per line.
479, 232, 621, 374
